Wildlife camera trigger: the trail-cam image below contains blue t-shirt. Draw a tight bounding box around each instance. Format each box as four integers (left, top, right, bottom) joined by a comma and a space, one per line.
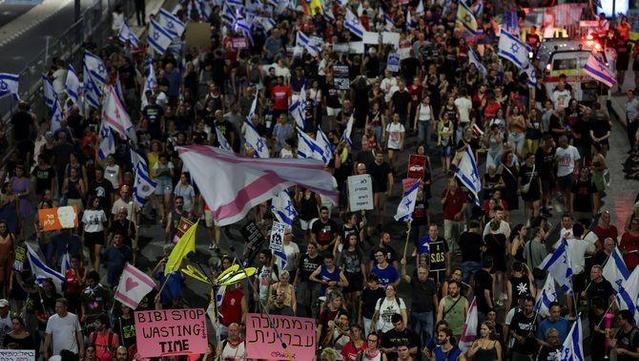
433, 345, 462, 361
371, 264, 399, 286
536, 317, 570, 343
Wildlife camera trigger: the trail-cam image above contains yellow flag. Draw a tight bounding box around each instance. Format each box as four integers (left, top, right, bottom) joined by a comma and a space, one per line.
164, 220, 198, 276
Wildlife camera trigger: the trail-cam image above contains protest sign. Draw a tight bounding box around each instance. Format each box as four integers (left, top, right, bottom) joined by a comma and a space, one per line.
347, 174, 374, 211
332, 43, 350, 53
38, 206, 78, 232
13, 244, 25, 271
172, 217, 195, 243
270, 221, 287, 253
333, 65, 350, 90
363, 31, 380, 44
382, 31, 400, 50
246, 313, 316, 361
387, 52, 400, 72
134, 309, 208, 357
241, 220, 266, 263
407, 154, 427, 179
184, 22, 211, 49
349, 41, 365, 54
232, 37, 248, 49
0, 350, 35, 361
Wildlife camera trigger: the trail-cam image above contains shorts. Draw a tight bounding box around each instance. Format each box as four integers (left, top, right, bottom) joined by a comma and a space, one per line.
343, 273, 363, 293
84, 231, 105, 248
326, 107, 341, 117
154, 178, 173, 196
557, 174, 573, 192
541, 175, 554, 194
300, 219, 313, 231
204, 209, 214, 228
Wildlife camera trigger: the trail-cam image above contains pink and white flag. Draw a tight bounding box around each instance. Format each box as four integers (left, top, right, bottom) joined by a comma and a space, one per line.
102, 85, 134, 140
114, 263, 156, 310
177, 145, 338, 226
459, 297, 478, 352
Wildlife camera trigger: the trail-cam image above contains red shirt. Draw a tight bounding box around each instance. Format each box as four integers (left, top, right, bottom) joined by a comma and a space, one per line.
408, 84, 423, 107
442, 188, 466, 220
620, 231, 639, 271
218, 288, 244, 327
341, 341, 366, 361
592, 225, 619, 244
271, 85, 292, 111
483, 101, 501, 120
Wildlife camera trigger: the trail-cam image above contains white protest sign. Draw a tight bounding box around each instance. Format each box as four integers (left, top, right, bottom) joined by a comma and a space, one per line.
382, 32, 400, 50
0, 350, 35, 361
269, 221, 287, 253
387, 52, 400, 72
363, 31, 380, 44
347, 174, 374, 211
349, 41, 365, 54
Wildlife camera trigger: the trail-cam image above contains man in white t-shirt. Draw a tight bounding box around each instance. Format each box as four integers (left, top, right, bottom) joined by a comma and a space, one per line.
454, 90, 472, 125
44, 298, 84, 359
554, 135, 581, 210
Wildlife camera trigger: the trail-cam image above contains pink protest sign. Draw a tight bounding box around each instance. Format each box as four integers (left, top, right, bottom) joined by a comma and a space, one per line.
134, 309, 208, 357
245, 313, 316, 360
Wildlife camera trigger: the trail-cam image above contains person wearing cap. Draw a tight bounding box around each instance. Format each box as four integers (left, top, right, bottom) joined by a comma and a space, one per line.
0, 299, 11, 332
621, 218, 639, 271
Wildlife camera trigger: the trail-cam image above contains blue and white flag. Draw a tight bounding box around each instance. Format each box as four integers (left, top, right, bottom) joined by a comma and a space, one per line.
227, 0, 245, 7
131, 151, 157, 207
617, 266, 639, 323
235, 19, 254, 44
345, 8, 365, 38
26, 243, 65, 293
118, 22, 140, 47
455, 146, 481, 205
221, 5, 237, 25
323, 6, 336, 22
316, 127, 334, 164
584, 54, 616, 88
417, 234, 431, 255
42, 75, 57, 110
289, 85, 307, 128
380, 7, 394, 30
336, 0, 348, 7
244, 121, 269, 158
198, 0, 212, 19
471, 0, 483, 18
539, 239, 574, 294
394, 179, 421, 222
341, 113, 354, 145
65, 65, 81, 105
406, 9, 416, 29
560, 316, 584, 361
141, 58, 157, 109
50, 98, 63, 132
0, 73, 20, 99
215, 126, 232, 151
455, 2, 478, 35
296, 31, 320, 57
215, 285, 226, 307
60, 250, 71, 276
98, 122, 115, 160
502, 10, 519, 35
523, 64, 537, 88
246, 91, 258, 124
271, 191, 298, 226
469, 48, 487, 77
297, 127, 327, 163
149, 19, 174, 55
534, 275, 557, 318
415, 0, 424, 15
84, 51, 108, 89
602, 246, 630, 293
114, 74, 126, 108
158, 8, 186, 39
83, 64, 101, 109
498, 29, 531, 69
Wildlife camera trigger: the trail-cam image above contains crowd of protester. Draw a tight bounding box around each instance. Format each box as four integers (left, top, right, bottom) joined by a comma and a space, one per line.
2, 0, 639, 360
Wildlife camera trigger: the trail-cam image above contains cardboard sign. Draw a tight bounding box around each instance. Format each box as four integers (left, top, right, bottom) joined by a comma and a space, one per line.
407, 154, 427, 179
232, 37, 248, 49
134, 309, 208, 357
0, 350, 35, 361
38, 206, 78, 232
184, 22, 212, 49
245, 313, 316, 361
347, 174, 374, 211
387, 52, 400, 72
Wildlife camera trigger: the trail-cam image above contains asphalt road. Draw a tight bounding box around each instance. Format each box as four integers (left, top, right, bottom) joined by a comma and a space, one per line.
0, 3, 36, 27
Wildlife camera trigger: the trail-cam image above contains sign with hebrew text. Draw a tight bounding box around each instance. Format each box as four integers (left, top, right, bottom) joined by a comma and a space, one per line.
245, 313, 316, 360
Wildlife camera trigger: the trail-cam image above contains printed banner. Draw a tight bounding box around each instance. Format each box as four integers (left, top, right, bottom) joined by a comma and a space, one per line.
0, 350, 35, 361
134, 309, 208, 357
270, 221, 287, 253
407, 154, 427, 179
245, 313, 316, 361
38, 206, 78, 232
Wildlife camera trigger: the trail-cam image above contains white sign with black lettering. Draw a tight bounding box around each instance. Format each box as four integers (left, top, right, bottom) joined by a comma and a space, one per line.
269, 221, 287, 253
347, 174, 374, 211
0, 350, 36, 361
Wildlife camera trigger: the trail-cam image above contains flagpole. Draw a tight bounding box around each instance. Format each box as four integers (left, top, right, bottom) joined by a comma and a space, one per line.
402, 220, 413, 260
596, 298, 618, 329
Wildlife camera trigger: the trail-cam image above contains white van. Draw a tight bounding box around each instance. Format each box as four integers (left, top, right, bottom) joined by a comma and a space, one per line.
543, 49, 604, 103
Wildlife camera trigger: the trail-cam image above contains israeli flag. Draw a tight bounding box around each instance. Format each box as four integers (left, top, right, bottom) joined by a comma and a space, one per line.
560, 316, 584, 361
118, 22, 140, 47
65, 65, 81, 105
454, 146, 481, 205
502, 10, 519, 35
345, 8, 365, 38
158, 8, 186, 39
50, 98, 63, 132
296, 31, 320, 57
198, 0, 212, 18
244, 121, 269, 158
584, 54, 617, 88
534, 275, 557, 318
221, 5, 237, 24
84, 51, 108, 89
617, 266, 639, 323
394, 179, 421, 222
60, 250, 71, 276
523, 64, 537, 88
131, 152, 157, 207
114, 75, 126, 108
289, 85, 307, 129
341, 113, 354, 145
215, 126, 232, 151
141, 58, 157, 109
26, 243, 66, 293
336, 0, 348, 7
415, 0, 424, 15
246, 92, 258, 125
271, 191, 298, 226
42, 75, 57, 110
297, 127, 328, 163
235, 19, 254, 44
469, 48, 487, 77
83, 64, 101, 109
417, 234, 431, 255
602, 246, 630, 293
215, 285, 226, 307
149, 19, 174, 55
0, 73, 19, 99
316, 127, 334, 164
406, 9, 416, 29
539, 239, 574, 294
227, 0, 245, 7
98, 122, 115, 161
498, 29, 531, 69
323, 6, 335, 22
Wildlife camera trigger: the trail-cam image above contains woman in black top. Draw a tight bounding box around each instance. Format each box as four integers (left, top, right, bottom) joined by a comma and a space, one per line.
3, 316, 34, 350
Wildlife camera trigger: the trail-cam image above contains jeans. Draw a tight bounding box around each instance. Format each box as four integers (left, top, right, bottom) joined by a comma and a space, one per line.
444, 219, 462, 255
509, 132, 525, 155
363, 317, 372, 336
411, 311, 434, 346
461, 261, 481, 284
417, 121, 430, 147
